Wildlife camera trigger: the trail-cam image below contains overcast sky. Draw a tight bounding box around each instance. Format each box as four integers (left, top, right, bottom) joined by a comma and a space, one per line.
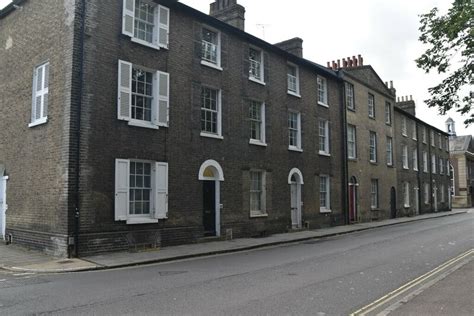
1, 0, 471, 135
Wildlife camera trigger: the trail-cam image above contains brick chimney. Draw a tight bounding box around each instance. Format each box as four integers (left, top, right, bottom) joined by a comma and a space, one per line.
210, 0, 246, 31
275, 37, 303, 58
327, 54, 363, 70
396, 95, 416, 116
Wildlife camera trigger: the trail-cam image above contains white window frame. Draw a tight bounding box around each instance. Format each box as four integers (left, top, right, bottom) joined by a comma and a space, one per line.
440, 184, 445, 203
413, 149, 418, 171
249, 101, 266, 146
431, 131, 435, 146
117, 60, 169, 129
347, 125, 357, 159
412, 122, 417, 140
369, 131, 377, 163
439, 157, 444, 174
404, 182, 410, 207
287, 63, 300, 97
368, 93, 375, 118
317, 76, 328, 107
371, 179, 379, 209
438, 133, 442, 149
424, 183, 430, 204
122, 0, 170, 50
432, 154, 437, 174
445, 136, 449, 151
29, 62, 49, 127
319, 175, 331, 213
385, 102, 391, 125
447, 159, 450, 176
200, 87, 223, 139
250, 170, 267, 217
402, 117, 407, 136
423, 151, 428, 173
201, 26, 222, 70
386, 137, 393, 166
346, 82, 355, 110
319, 119, 330, 156
402, 145, 409, 169
249, 47, 265, 85
288, 111, 302, 152
115, 159, 168, 224
422, 126, 427, 143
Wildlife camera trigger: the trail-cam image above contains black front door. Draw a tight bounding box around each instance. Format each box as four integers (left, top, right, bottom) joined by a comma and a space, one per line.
203, 181, 216, 236
390, 187, 397, 218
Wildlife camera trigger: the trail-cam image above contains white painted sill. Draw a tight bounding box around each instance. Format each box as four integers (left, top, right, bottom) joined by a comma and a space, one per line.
287, 91, 301, 98
28, 117, 48, 128
318, 101, 329, 108
128, 120, 159, 130
200, 132, 224, 140
289, 146, 303, 153
250, 212, 268, 218
131, 37, 160, 50
201, 60, 223, 71
319, 152, 331, 157
126, 217, 159, 225
404, 204, 410, 208
249, 139, 267, 147
320, 208, 332, 214
249, 77, 266, 86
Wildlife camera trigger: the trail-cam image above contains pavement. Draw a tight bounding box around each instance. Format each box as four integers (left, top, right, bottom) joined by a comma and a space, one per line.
0, 209, 469, 274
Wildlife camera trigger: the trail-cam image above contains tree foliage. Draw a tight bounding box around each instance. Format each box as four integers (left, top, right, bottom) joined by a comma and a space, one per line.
416, 0, 473, 126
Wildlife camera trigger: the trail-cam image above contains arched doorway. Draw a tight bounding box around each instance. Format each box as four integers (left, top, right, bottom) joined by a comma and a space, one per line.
348, 177, 358, 222
288, 168, 304, 229
390, 187, 397, 218
198, 160, 224, 237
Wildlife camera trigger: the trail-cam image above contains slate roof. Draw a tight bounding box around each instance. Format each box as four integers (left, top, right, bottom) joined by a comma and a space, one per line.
449, 135, 473, 153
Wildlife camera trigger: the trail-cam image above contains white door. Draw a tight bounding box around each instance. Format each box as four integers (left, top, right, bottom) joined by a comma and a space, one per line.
0, 177, 6, 239
290, 183, 301, 228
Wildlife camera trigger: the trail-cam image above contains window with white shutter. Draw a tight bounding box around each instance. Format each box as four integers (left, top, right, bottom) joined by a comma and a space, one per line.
122, 0, 170, 50
115, 158, 168, 224
117, 60, 170, 129
29, 62, 49, 127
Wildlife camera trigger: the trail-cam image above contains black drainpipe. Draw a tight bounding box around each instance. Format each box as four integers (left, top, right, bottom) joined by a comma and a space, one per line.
338, 70, 349, 225
73, 0, 86, 258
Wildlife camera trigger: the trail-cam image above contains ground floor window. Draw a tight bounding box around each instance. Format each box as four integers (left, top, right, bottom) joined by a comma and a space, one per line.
320, 175, 331, 212
371, 179, 379, 209
250, 170, 266, 216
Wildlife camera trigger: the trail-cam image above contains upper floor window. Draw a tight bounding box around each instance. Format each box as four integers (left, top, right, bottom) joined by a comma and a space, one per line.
320, 175, 331, 212
249, 47, 264, 83
347, 125, 357, 159
319, 119, 330, 155
412, 122, 417, 140
446, 159, 451, 176
288, 111, 302, 151
386, 137, 393, 166
430, 130, 435, 146
115, 159, 168, 224
346, 82, 355, 110
431, 154, 437, 174
201, 87, 222, 138
385, 102, 391, 125
422, 126, 427, 143
287, 64, 300, 96
317, 76, 328, 106
445, 136, 449, 151
402, 145, 409, 169
369, 131, 377, 163
402, 117, 407, 136
413, 149, 418, 171
201, 28, 221, 69
122, 0, 170, 49
30, 62, 49, 127
439, 157, 444, 174
423, 151, 428, 173
249, 101, 266, 146
368, 93, 375, 118
117, 60, 169, 129
438, 133, 442, 149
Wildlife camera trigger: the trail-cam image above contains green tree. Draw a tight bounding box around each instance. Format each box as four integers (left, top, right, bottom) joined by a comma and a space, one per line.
416, 0, 473, 126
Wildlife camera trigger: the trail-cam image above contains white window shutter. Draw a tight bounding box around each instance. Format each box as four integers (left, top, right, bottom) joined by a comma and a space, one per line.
118, 60, 132, 121
154, 162, 168, 219
157, 71, 170, 127
115, 159, 130, 221
158, 5, 170, 48
122, 0, 135, 37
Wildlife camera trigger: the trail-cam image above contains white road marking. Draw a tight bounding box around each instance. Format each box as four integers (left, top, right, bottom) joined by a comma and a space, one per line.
12, 272, 35, 276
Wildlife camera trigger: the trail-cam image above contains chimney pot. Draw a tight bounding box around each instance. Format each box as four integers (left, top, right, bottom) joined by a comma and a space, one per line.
210, 0, 245, 31
343, 59, 347, 68
337, 59, 341, 68
390, 80, 393, 89
410, 95, 413, 101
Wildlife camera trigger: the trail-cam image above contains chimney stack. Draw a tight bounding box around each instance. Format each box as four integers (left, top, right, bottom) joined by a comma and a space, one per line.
210, 0, 246, 31
396, 94, 416, 116
326, 54, 364, 70
274, 37, 303, 58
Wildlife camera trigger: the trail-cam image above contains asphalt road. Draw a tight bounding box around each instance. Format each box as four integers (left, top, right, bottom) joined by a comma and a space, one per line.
1, 212, 472, 315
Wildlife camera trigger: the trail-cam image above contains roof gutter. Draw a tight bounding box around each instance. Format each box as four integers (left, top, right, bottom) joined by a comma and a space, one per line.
0, 0, 27, 19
